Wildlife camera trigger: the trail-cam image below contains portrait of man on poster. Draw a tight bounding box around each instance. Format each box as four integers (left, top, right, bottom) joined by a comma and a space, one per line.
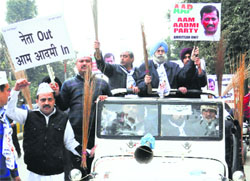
200, 5, 220, 37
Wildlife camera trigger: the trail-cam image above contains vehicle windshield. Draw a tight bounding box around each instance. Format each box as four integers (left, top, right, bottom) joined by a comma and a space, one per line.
97, 101, 223, 140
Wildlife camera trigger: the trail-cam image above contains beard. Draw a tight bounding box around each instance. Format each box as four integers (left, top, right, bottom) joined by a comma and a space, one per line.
153, 54, 167, 64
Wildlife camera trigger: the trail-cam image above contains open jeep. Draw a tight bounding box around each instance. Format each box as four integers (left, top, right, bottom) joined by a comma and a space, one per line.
89, 90, 245, 181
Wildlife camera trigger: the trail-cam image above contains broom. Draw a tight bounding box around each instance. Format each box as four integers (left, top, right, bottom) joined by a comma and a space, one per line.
232, 54, 246, 126
215, 36, 225, 97
81, 65, 95, 168
232, 54, 246, 164
222, 57, 250, 97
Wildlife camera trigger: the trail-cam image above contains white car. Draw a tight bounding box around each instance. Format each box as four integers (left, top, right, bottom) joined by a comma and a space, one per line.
89, 91, 245, 181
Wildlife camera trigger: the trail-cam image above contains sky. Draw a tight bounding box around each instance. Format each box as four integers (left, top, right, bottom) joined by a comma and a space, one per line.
0, 0, 181, 66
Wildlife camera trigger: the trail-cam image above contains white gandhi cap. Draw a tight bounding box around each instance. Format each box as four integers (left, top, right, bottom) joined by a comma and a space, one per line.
37, 82, 54, 95
0, 71, 8, 86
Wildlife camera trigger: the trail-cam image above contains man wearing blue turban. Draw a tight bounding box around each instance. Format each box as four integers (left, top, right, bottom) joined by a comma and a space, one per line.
149, 41, 168, 58
137, 41, 196, 97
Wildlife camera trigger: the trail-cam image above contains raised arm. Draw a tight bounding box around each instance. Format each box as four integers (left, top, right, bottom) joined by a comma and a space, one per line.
94, 40, 115, 77
6, 79, 30, 124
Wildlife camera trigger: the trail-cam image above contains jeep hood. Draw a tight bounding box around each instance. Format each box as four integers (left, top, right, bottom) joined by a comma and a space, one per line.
91, 156, 226, 181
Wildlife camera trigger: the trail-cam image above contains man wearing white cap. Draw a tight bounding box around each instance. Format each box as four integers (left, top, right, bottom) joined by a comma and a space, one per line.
6, 79, 82, 180
0, 71, 21, 181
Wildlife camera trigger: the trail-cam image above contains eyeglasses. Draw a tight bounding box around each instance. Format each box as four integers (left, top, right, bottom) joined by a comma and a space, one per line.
184, 56, 190, 59
120, 54, 128, 58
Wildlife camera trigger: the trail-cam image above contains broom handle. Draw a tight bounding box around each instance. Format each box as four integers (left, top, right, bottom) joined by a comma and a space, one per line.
141, 23, 152, 94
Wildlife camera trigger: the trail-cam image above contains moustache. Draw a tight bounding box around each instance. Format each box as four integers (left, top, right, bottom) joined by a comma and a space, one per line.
43, 105, 51, 109
156, 55, 165, 59
207, 24, 215, 28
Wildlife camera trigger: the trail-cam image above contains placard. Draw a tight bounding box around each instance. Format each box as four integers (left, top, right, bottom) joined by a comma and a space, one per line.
170, 3, 221, 41
2, 14, 75, 71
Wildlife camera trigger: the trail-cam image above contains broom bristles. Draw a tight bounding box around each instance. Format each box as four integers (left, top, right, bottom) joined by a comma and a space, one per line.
81, 65, 95, 168
225, 53, 246, 129
215, 36, 225, 96
222, 61, 250, 97
232, 54, 245, 165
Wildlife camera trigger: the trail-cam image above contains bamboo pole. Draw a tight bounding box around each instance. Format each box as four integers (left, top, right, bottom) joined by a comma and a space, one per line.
46, 64, 55, 85
91, 0, 101, 60
5, 48, 33, 109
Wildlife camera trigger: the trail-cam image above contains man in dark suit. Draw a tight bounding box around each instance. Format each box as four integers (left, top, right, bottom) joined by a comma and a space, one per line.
94, 41, 140, 94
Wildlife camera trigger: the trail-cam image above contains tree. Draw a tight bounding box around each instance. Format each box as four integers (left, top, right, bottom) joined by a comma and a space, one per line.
6, 0, 37, 23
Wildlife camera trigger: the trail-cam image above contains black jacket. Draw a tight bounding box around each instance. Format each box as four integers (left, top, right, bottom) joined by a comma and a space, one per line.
96, 55, 140, 90
137, 60, 196, 96
23, 109, 67, 175
55, 74, 112, 147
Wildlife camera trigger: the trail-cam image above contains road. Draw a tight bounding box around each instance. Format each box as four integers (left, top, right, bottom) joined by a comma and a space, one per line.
15, 139, 250, 180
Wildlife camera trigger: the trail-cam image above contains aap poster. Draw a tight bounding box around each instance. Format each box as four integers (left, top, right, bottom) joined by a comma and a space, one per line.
170, 3, 221, 41
206, 74, 234, 104
2, 14, 75, 71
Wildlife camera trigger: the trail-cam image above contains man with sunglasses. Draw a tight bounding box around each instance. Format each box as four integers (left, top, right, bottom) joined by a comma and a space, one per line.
137, 41, 196, 97
94, 41, 140, 94
178, 47, 207, 97
6, 80, 82, 181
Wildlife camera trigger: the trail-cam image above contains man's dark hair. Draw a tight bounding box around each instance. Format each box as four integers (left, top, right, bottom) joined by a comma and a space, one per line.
200, 5, 219, 19
0, 84, 6, 92
127, 51, 134, 59
104, 53, 115, 60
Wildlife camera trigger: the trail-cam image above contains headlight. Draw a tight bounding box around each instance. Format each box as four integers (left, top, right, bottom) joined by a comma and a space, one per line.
69, 169, 82, 181
232, 171, 245, 181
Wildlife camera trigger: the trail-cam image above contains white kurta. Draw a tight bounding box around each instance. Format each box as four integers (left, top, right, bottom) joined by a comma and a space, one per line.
27, 171, 64, 181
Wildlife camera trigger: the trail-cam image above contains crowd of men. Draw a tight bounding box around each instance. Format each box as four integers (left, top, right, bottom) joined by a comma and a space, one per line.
0, 39, 208, 181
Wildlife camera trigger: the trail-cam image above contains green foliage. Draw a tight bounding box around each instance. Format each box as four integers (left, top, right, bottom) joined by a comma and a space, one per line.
25, 61, 69, 100
6, 0, 37, 23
